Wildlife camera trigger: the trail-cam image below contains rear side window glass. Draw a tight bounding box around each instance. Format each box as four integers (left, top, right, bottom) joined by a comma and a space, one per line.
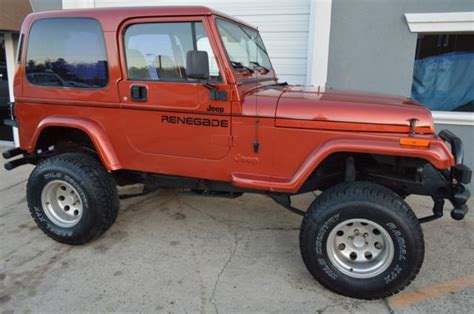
26, 18, 108, 89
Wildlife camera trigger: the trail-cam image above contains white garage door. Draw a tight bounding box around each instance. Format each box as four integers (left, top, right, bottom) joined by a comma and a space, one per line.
89, 0, 311, 85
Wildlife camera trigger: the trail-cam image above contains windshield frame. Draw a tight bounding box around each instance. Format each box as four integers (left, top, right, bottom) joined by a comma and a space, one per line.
214, 17, 276, 84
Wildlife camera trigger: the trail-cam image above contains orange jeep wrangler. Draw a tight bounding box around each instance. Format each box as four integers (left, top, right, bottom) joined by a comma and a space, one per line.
3, 6, 471, 299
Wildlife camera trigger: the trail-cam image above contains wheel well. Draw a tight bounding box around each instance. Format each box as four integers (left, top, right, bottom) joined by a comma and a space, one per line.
300, 152, 433, 195
35, 126, 96, 154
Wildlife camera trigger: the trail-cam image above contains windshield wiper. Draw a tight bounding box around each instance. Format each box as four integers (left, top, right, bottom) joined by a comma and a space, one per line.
270, 81, 288, 87
249, 61, 270, 73
230, 61, 254, 73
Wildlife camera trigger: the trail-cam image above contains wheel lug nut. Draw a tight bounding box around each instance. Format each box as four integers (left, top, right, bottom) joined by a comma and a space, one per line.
363, 233, 368, 238
348, 236, 353, 240
354, 229, 359, 234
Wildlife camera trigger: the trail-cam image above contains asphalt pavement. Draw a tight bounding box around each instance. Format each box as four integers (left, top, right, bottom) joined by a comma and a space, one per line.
1, 151, 473, 313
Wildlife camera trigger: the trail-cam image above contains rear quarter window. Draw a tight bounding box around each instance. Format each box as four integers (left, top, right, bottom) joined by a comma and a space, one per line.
25, 18, 108, 89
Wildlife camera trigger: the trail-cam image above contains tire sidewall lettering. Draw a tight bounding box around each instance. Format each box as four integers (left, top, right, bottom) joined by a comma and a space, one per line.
315, 213, 340, 255
315, 213, 340, 280
386, 222, 407, 262
383, 222, 408, 284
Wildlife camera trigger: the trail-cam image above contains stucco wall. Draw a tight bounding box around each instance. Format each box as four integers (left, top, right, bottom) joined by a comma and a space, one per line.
327, 0, 473, 97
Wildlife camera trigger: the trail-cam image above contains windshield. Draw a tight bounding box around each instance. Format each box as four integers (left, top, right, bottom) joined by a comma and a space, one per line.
216, 18, 273, 79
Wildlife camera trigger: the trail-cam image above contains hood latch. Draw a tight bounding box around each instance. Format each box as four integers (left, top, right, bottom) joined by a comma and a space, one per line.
408, 118, 419, 136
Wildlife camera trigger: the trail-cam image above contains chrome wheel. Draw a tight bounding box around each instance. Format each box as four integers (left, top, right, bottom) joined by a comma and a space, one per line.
41, 180, 83, 228
326, 218, 394, 278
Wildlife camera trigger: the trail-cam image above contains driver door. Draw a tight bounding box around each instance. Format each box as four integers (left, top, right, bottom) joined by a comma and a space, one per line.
118, 17, 231, 160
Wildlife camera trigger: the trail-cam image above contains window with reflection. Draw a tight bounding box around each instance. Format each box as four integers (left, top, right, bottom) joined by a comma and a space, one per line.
412, 34, 473, 112
124, 22, 220, 82
26, 18, 108, 89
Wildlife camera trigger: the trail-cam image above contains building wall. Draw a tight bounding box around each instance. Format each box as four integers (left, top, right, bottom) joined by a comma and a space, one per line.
327, 0, 473, 96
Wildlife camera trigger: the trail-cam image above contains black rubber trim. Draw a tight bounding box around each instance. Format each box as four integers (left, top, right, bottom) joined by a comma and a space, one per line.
439, 129, 464, 165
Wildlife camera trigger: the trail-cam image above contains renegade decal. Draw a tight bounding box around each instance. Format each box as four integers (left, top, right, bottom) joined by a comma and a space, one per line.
161, 115, 229, 128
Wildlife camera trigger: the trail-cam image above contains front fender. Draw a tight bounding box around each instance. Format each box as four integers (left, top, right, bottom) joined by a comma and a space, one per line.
27, 116, 122, 170
232, 137, 453, 193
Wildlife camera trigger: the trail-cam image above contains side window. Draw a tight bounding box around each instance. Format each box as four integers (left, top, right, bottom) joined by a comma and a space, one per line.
124, 22, 221, 82
195, 23, 219, 77
26, 18, 108, 89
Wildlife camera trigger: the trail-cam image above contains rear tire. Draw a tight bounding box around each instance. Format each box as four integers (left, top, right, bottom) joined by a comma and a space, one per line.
27, 153, 119, 244
299, 181, 424, 299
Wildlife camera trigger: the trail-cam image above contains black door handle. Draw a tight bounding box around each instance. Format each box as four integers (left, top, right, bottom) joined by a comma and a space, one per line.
131, 85, 147, 101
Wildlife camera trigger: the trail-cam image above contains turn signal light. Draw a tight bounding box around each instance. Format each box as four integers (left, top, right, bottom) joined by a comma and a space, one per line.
400, 138, 430, 147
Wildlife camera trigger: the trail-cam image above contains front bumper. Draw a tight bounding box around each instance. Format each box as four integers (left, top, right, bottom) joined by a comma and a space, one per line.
438, 129, 471, 220
439, 129, 472, 184
369, 129, 471, 222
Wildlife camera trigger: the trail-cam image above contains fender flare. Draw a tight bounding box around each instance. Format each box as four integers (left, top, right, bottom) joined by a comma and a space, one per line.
232, 137, 453, 193
28, 116, 122, 170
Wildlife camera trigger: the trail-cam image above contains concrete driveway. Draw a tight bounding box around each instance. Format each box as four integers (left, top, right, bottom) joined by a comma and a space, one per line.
1, 154, 473, 313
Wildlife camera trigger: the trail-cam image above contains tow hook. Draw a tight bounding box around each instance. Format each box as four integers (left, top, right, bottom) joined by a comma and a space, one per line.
451, 205, 468, 220
418, 185, 470, 223
450, 185, 470, 220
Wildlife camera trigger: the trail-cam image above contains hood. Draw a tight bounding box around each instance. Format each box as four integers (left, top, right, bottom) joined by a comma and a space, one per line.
274, 86, 434, 134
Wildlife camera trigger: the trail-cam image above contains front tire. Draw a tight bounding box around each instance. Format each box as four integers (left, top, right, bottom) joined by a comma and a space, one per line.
300, 182, 424, 299
27, 153, 119, 244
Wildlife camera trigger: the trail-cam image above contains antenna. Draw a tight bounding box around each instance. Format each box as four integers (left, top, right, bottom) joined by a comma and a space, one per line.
253, 27, 260, 154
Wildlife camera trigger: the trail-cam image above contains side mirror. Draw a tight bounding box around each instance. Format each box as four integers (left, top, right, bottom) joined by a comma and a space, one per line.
186, 50, 209, 80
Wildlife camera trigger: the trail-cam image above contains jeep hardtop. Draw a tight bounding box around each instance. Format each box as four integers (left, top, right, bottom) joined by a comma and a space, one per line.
3, 6, 471, 299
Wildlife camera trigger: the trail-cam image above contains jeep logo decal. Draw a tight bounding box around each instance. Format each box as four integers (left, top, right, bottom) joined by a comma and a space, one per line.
206, 105, 224, 113
234, 154, 259, 164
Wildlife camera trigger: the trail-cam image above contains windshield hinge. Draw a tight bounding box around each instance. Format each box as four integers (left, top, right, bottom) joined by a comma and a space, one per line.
209, 89, 227, 101
202, 82, 228, 101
